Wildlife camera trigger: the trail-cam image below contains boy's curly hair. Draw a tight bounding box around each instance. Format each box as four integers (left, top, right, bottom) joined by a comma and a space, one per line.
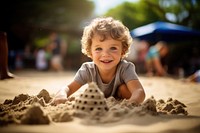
81, 17, 133, 58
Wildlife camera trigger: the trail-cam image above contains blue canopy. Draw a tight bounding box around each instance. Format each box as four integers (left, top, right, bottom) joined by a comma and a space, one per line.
130, 21, 200, 43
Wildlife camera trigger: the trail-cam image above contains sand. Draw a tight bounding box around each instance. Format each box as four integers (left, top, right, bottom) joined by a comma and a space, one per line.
0, 70, 200, 133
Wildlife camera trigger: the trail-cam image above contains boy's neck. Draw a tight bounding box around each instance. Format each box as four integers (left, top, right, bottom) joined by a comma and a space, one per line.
98, 67, 117, 84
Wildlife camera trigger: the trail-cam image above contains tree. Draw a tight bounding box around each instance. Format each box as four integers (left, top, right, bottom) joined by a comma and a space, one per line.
105, 0, 166, 30
105, 0, 200, 31
159, 0, 200, 29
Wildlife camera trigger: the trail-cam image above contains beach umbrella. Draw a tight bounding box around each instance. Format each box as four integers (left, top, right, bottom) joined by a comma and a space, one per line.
130, 21, 200, 43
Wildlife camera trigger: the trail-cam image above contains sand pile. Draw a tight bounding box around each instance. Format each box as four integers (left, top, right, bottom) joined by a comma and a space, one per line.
0, 83, 188, 126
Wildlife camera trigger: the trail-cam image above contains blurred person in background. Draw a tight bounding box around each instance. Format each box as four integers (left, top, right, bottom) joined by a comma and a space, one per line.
35, 47, 48, 71
48, 32, 67, 72
0, 31, 14, 80
145, 41, 169, 76
135, 40, 149, 74
126, 40, 149, 74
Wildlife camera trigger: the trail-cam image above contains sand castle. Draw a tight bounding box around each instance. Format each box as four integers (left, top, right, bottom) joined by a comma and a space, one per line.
72, 82, 108, 115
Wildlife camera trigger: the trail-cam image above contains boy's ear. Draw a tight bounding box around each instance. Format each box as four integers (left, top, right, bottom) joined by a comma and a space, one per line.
121, 48, 126, 56
88, 53, 93, 59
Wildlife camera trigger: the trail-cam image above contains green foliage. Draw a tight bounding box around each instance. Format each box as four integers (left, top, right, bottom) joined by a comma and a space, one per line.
105, 0, 166, 30
34, 37, 49, 48
159, 0, 200, 29
105, 0, 200, 30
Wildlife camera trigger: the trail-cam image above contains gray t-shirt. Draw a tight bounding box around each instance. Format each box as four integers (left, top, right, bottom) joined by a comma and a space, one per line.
74, 60, 138, 98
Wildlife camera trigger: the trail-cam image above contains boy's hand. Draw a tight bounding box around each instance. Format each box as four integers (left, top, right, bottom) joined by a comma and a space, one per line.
128, 97, 139, 105
50, 86, 69, 106
128, 89, 145, 105
50, 97, 68, 106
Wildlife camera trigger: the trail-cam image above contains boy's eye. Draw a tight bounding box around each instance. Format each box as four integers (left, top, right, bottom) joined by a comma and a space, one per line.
95, 47, 102, 51
110, 47, 117, 50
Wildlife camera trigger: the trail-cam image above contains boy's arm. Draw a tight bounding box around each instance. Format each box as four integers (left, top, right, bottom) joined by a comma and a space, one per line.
51, 81, 81, 105
67, 81, 82, 97
126, 80, 145, 104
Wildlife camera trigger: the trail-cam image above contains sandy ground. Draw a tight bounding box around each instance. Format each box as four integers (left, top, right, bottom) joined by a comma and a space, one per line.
0, 70, 200, 133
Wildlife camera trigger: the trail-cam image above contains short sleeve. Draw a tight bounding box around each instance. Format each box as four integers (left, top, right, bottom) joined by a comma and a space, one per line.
120, 61, 138, 83
74, 63, 90, 85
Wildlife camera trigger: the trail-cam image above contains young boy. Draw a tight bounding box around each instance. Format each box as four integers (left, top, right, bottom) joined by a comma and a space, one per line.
52, 17, 145, 105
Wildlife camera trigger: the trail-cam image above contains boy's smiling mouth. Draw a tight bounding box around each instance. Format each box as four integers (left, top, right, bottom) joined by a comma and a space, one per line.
100, 60, 113, 63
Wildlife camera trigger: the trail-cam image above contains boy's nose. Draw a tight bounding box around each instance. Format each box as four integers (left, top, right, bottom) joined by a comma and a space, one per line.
102, 50, 110, 57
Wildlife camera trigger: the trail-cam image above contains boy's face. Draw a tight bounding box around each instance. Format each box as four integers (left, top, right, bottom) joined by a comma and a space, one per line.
90, 34, 123, 72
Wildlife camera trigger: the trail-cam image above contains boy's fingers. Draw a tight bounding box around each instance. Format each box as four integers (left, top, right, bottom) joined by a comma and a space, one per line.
50, 98, 68, 106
